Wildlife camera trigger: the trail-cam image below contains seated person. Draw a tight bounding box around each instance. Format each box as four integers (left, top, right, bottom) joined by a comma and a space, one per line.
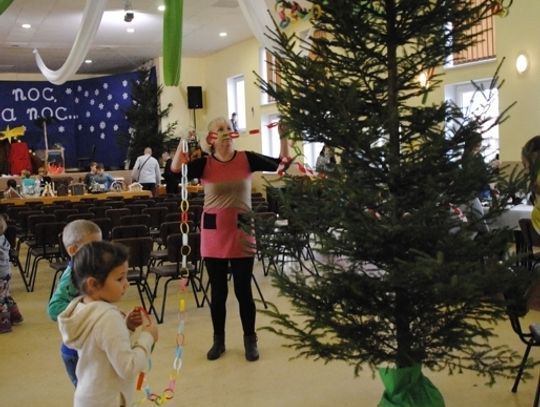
90, 163, 115, 192
161, 151, 179, 194
83, 162, 97, 191
3, 179, 21, 198
20, 169, 37, 196
37, 166, 52, 188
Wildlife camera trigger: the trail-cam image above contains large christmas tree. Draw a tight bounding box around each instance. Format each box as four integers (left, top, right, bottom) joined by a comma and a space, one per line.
257, 0, 531, 404
118, 66, 177, 167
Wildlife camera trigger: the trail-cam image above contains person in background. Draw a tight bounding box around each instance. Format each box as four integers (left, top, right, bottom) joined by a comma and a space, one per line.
230, 112, 239, 133
162, 150, 179, 195
131, 147, 161, 196
171, 116, 290, 362
462, 132, 490, 237
83, 162, 98, 191
48, 220, 103, 386
3, 179, 21, 198
37, 166, 52, 188
315, 145, 336, 173
58, 241, 157, 406
0, 215, 23, 334
20, 169, 36, 196
522, 136, 540, 234
92, 163, 115, 191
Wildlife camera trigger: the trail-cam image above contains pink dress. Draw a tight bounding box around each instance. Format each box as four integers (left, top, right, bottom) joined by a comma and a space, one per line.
188, 151, 280, 258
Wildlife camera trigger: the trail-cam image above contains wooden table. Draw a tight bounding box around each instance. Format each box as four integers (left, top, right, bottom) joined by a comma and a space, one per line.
0, 190, 152, 206
157, 184, 204, 195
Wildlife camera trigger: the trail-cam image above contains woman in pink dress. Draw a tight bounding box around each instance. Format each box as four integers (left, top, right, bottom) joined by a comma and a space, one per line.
172, 116, 289, 362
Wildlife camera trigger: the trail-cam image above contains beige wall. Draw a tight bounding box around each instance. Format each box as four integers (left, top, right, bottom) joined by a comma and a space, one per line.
3, 3, 537, 185
426, 1, 540, 165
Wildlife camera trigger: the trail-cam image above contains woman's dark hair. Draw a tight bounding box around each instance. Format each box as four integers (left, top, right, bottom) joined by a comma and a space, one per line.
71, 241, 128, 294
522, 135, 540, 194
6, 179, 16, 189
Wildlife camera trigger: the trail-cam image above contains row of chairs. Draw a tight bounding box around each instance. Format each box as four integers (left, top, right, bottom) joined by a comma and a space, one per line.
45, 230, 208, 324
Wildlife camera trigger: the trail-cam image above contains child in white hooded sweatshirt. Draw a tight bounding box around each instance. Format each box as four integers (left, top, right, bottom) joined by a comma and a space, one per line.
58, 241, 158, 407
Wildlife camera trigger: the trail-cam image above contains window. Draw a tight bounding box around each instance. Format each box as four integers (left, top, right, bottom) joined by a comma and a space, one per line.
227, 75, 246, 130
446, 0, 496, 67
261, 114, 281, 158
445, 79, 499, 161
260, 49, 281, 105
303, 141, 324, 171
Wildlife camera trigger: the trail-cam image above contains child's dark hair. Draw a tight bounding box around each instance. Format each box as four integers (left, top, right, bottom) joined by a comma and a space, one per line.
71, 241, 128, 294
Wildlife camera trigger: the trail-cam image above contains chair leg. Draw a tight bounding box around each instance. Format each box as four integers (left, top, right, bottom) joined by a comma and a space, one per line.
513, 342, 533, 392
252, 275, 268, 309
49, 268, 65, 300
13, 256, 30, 292
534, 369, 540, 407
201, 280, 212, 307
157, 278, 175, 324
142, 282, 158, 321
28, 255, 44, 292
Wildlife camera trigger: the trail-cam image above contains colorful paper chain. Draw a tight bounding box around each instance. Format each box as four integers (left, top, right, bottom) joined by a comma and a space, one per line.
135, 290, 187, 406
136, 138, 191, 405
275, 0, 322, 29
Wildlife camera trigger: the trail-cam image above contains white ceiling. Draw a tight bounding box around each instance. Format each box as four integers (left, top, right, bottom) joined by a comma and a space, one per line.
0, 0, 255, 75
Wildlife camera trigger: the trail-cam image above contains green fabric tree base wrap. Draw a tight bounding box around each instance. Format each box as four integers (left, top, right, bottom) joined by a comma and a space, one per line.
0, 0, 13, 15
378, 365, 445, 407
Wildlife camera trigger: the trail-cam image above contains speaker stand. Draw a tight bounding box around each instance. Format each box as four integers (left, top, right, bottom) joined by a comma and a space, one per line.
192, 109, 197, 130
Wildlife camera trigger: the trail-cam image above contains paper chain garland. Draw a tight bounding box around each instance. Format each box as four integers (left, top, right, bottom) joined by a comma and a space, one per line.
275, 0, 322, 29
135, 286, 187, 406
136, 138, 191, 405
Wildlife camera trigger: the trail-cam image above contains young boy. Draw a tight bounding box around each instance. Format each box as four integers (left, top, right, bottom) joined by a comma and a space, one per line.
47, 220, 102, 386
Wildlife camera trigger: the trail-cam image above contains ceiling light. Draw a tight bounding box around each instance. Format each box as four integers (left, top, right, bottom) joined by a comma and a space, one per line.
124, 0, 134, 23
219, 32, 228, 37
126, 28, 135, 33
84, 59, 93, 64
158, 5, 165, 12
21, 23, 31, 29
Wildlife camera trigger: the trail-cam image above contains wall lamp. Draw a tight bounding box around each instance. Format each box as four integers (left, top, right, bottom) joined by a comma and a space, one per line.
516, 53, 529, 75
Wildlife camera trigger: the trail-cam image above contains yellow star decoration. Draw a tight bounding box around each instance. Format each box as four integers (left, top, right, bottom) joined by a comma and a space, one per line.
0, 125, 26, 143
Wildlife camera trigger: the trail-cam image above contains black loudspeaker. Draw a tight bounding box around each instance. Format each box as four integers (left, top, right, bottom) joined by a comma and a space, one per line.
187, 86, 203, 109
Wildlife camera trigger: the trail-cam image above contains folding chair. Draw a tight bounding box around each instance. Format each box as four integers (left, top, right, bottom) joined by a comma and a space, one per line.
113, 236, 157, 319
149, 232, 209, 323
4, 225, 29, 291
142, 206, 169, 239
519, 218, 540, 271
111, 224, 150, 239
105, 208, 131, 228
27, 221, 66, 291
505, 281, 540, 395
49, 232, 70, 300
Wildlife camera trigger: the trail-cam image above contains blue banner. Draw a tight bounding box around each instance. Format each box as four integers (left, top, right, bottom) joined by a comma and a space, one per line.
0, 69, 152, 169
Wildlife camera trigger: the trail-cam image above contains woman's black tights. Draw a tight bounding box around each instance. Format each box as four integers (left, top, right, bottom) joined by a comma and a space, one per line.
205, 257, 255, 336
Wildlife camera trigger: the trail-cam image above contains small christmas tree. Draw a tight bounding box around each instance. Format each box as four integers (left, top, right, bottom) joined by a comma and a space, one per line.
118, 66, 177, 167
257, 1, 532, 405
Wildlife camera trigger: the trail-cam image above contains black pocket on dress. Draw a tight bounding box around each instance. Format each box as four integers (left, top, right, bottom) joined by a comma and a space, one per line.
203, 212, 217, 229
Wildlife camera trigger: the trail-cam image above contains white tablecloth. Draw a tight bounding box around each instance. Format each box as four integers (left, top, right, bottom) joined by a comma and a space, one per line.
491, 204, 533, 230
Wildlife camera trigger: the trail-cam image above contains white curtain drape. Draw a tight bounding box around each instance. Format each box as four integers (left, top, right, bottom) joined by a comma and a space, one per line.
34, 0, 107, 85
237, 0, 274, 50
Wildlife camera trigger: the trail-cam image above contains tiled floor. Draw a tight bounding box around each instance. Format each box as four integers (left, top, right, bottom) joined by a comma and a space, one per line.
1, 253, 539, 406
